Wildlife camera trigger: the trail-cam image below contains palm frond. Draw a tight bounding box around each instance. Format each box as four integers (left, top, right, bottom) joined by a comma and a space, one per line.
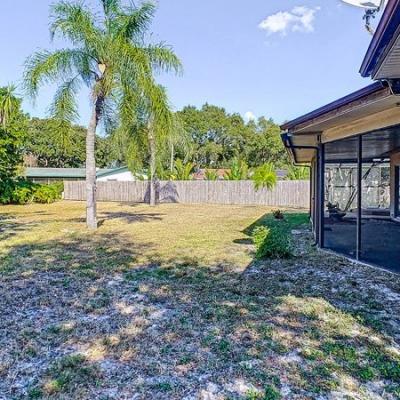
101, 0, 121, 18
49, 76, 81, 123
114, 1, 156, 40
24, 49, 87, 98
145, 43, 183, 75
252, 163, 278, 190
50, 1, 101, 48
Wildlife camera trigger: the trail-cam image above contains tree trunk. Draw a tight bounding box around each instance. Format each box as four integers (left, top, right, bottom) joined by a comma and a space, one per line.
86, 98, 101, 229
170, 142, 174, 174
148, 123, 156, 207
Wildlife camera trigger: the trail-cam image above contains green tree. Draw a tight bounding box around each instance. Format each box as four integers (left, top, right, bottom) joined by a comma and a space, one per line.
25, 118, 118, 168
0, 85, 19, 128
24, 0, 181, 229
245, 117, 288, 168
177, 104, 253, 168
113, 84, 181, 206
0, 87, 28, 194
177, 105, 287, 170
252, 163, 278, 190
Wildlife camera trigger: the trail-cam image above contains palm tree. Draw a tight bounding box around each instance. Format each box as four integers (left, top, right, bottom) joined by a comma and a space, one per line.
0, 85, 18, 128
115, 84, 178, 206
286, 165, 310, 180
252, 163, 277, 190
24, 0, 182, 228
173, 159, 195, 181
224, 159, 249, 181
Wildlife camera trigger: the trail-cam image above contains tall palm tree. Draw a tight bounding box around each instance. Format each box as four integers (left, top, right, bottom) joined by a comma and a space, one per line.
0, 85, 18, 128
24, 0, 182, 229
115, 84, 176, 206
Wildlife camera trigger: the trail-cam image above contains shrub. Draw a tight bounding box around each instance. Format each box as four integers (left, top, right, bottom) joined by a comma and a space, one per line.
252, 163, 277, 190
252, 221, 292, 259
12, 186, 35, 204
272, 209, 284, 220
33, 183, 63, 203
6, 179, 36, 204
0, 179, 63, 205
205, 169, 218, 181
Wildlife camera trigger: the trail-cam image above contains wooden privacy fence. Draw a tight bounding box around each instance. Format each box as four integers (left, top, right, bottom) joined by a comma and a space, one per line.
64, 180, 310, 208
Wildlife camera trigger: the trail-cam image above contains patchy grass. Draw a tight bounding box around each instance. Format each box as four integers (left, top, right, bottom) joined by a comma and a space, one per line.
0, 202, 399, 399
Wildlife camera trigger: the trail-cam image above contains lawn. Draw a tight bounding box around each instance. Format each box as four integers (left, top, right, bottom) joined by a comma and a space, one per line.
0, 202, 399, 399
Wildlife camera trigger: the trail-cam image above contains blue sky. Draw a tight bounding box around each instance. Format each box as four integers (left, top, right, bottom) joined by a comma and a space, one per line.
0, 0, 377, 126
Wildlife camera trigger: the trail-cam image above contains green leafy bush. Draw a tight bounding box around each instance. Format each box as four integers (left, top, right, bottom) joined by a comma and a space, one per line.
33, 184, 62, 203
0, 179, 63, 205
252, 220, 292, 259
12, 186, 35, 204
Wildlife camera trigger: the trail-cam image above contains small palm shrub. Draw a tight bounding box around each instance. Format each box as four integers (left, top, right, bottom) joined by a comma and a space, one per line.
252, 221, 293, 259
205, 169, 218, 181
224, 159, 249, 180
286, 165, 310, 180
252, 163, 277, 190
173, 159, 194, 180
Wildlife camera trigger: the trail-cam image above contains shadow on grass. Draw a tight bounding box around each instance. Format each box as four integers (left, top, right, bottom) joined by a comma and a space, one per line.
0, 213, 40, 242
99, 211, 164, 224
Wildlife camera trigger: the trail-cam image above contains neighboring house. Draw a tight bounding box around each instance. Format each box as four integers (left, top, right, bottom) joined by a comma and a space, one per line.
97, 166, 147, 181
24, 167, 142, 184
281, 0, 400, 273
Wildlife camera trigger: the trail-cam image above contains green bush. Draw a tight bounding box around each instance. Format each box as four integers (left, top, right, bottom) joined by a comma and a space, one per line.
33, 183, 63, 203
0, 179, 63, 205
12, 186, 35, 204
252, 221, 292, 259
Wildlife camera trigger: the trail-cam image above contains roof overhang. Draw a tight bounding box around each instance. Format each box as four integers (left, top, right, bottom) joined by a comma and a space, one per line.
281, 81, 400, 163
360, 0, 400, 79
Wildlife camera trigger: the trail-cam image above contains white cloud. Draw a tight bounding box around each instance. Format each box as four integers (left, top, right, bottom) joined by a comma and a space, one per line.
244, 111, 256, 121
259, 6, 320, 36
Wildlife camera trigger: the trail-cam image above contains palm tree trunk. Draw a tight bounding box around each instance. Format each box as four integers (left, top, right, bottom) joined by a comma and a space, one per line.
170, 142, 174, 174
86, 98, 100, 229
148, 122, 156, 207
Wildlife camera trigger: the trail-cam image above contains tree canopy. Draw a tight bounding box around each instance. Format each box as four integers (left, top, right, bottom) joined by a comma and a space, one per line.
177, 104, 289, 169
24, 118, 118, 168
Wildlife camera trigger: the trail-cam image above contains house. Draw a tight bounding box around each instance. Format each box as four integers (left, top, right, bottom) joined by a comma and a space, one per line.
96, 166, 143, 182
25, 166, 142, 184
280, 0, 400, 273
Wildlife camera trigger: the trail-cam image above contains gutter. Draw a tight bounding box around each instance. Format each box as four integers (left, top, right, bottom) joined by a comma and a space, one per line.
280, 82, 385, 132
281, 132, 318, 164
360, 0, 400, 78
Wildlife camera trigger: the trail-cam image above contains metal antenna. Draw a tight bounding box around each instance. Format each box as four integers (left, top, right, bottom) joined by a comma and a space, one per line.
363, 8, 379, 34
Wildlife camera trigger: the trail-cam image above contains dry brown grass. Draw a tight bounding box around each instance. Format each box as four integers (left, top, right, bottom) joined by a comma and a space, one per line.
0, 201, 399, 400
0, 201, 270, 274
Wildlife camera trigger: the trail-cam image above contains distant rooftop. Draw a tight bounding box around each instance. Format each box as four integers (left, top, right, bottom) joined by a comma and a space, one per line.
24, 168, 117, 178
